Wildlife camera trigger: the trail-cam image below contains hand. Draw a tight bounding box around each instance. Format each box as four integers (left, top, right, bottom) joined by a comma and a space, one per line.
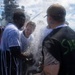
22, 52, 35, 65
22, 52, 33, 58
25, 56, 35, 65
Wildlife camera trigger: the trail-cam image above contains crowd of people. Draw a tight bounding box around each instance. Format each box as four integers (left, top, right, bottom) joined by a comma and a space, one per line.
0, 3, 75, 75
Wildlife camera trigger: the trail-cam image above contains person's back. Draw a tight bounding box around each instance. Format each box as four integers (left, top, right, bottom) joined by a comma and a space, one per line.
41, 3, 75, 75
44, 26, 75, 75
56, 27, 75, 75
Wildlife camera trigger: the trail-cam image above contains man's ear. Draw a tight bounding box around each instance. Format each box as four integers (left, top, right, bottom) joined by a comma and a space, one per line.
48, 16, 55, 25
48, 16, 53, 21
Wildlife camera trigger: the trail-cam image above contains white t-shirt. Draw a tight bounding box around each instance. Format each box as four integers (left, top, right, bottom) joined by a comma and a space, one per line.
19, 31, 34, 52
1, 23, 20, 51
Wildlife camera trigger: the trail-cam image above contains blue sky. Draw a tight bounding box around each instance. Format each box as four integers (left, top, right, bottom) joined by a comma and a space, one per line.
0, 0, 75, 29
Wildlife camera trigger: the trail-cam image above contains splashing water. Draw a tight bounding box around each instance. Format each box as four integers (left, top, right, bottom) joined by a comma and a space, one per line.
24, 22, 46, 74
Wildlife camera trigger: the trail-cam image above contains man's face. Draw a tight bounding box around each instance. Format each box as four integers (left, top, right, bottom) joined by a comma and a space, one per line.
25, 25, 35, 36
18, 16, 25, 29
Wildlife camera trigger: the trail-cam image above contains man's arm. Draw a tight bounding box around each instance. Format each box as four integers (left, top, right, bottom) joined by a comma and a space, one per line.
42, 39, 61, 75
42, 49, 60, 75
43, 62, 60, 75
